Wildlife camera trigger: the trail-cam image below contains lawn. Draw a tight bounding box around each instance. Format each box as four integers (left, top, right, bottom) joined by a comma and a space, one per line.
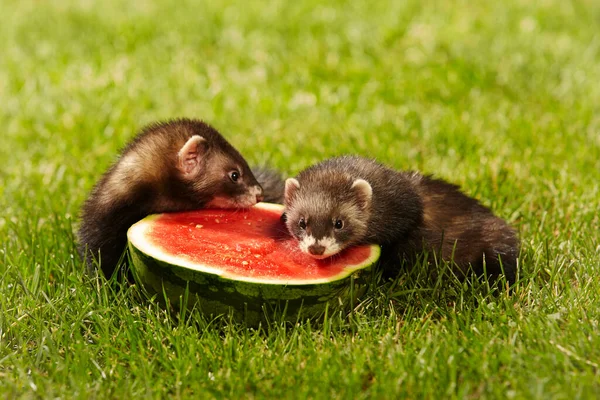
1, 0, 599, 398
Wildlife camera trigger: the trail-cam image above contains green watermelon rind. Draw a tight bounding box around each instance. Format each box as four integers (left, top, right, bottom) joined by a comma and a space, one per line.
126, 203, 381, 322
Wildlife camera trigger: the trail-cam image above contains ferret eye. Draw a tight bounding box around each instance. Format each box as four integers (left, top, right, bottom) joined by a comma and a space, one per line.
298, 218, 307, 230
229, 171, 240, 183
334, 219, 344, 230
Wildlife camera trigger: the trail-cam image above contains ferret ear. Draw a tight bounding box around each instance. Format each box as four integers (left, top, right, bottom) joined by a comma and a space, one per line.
351, 179, 372, 210
284, 178, 301, 205
177, 135, 207, 177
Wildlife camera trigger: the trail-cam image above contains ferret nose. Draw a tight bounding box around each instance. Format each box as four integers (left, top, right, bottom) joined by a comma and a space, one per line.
256, 194, 264, 203
308, 244, 325, 256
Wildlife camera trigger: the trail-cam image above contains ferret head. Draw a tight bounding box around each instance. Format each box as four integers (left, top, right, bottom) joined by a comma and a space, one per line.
283, 174, 372, 259
176, 133, 263, 209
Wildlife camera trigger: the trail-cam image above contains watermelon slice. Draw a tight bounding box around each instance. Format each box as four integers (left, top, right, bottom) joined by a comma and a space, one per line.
127, 203, 380, 323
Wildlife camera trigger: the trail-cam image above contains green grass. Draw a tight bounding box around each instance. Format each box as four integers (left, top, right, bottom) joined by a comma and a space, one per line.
1, 0, 599, 398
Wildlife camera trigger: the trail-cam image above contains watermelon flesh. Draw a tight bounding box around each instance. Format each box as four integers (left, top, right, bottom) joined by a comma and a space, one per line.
127, 203, 380, 323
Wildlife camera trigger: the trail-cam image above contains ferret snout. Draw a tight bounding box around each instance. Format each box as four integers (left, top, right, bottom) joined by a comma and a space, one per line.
299, 235, 342, 259
251, 185, 263, 203
308, 244, 325, 256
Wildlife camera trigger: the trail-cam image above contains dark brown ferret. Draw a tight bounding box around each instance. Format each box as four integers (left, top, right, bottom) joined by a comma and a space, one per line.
283, 156, 519, 284
78, 118, 264, 279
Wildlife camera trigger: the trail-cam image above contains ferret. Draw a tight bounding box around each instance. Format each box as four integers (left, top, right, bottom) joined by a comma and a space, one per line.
283, 156, 520, 284
78, 118, 264, 279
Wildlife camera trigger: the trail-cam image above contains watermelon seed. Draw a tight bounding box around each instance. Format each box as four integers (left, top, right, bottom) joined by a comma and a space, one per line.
195, 224, 203, 229
242, 261, 249, 266
215, 219, 220, 223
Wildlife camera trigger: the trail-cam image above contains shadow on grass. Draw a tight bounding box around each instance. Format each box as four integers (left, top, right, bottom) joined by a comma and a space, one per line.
81, 248, 542, 340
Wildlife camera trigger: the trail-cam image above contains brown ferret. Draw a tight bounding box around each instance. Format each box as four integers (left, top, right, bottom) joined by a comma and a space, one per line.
78, 118, 265, 279
283, 156, 520, 284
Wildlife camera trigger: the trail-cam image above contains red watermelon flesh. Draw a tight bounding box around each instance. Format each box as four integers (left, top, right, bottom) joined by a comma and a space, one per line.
141, 205, 373, 283
127, 203, 380, 323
